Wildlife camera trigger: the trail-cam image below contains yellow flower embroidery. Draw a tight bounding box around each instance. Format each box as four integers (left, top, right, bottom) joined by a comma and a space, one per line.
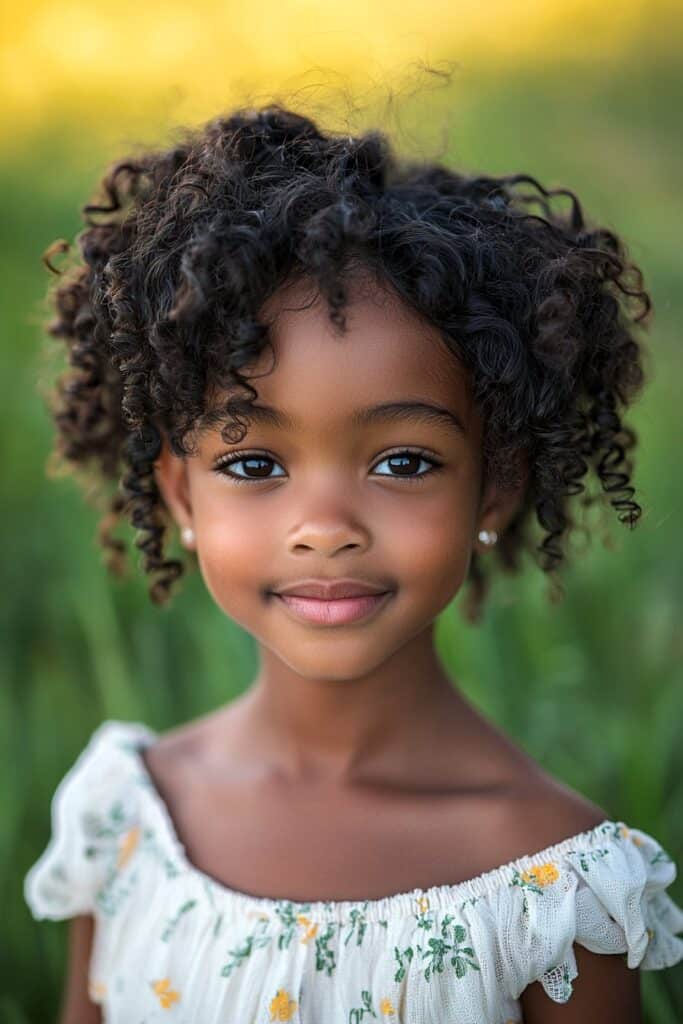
88, 979, 107, 999
380, 997, 396, 1015
117, 825, 141, 869
269, 988, 298, 1020
151, 978, 181, 1009
520, 862, 559, 887
416, 896, 430, 915
620, 825, 643, 846
296, 914, 318, 943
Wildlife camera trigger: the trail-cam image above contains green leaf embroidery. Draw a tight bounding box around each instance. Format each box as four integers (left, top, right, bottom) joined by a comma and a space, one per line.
415, 917, 480, 982
393, 944, 414, 983
275, 900, 312, 950
220, 917, 272, 978
575, 848, 611, 873
314, 922, 338, 977
344, 904, 369, 947
348, 988, 378, 1022
161, 898, 198, 942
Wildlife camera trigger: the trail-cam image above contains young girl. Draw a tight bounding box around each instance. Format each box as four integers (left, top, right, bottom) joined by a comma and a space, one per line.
24, 103, 683, 1024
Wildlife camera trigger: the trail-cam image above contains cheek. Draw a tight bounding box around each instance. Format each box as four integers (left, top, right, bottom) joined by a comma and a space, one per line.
386, 495, 474, 604
191, 497, 274, 614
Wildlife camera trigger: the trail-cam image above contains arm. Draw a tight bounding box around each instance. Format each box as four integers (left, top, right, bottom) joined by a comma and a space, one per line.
57, 915, 102, 1024
519, 942, 642, 1024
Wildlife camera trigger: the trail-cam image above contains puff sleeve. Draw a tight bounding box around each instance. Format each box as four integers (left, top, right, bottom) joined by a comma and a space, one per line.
507, 822, 683, 1004
24, 721, 131, 921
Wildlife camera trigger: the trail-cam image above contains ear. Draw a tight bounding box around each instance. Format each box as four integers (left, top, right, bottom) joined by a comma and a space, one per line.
474, 448, 529, 556
153, 438, 195, 549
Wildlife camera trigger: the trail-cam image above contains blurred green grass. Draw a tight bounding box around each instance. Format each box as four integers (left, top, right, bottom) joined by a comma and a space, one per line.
2, 56, 682, 1022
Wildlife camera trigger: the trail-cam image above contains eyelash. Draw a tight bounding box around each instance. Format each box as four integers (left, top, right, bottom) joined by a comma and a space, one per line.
212, 448, 444, 486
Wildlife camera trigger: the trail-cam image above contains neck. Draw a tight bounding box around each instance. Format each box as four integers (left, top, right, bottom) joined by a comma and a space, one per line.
235, 625, 477, 786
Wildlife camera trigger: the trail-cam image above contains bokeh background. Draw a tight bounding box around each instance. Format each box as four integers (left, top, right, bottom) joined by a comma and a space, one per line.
2, 2, 682, 1020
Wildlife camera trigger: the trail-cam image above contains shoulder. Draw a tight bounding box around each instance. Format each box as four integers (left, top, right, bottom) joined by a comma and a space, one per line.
498, 767, 610, 859
516, 784, 643, 1024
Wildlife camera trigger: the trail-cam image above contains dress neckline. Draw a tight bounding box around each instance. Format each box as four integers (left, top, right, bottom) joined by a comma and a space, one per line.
121, 720, 617, 922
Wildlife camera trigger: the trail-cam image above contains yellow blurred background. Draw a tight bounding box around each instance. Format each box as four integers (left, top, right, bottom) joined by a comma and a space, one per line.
2, 0, 679, 145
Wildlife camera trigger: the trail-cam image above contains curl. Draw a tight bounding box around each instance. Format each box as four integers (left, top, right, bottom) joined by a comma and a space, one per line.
40, 102, 651, 620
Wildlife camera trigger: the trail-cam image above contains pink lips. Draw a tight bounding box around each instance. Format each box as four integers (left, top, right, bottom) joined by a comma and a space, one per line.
274, 591, 392, 625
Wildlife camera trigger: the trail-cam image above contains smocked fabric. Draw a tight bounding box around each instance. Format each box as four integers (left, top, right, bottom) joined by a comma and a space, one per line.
24, 720, 683, 1023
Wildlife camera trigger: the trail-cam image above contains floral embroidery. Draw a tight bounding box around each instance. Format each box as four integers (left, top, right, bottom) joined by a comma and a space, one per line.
25, 726, 683, 1021
161, 898, 198, 941
269, 988, 297, 1020
512, 861, 559, 894
349, 989, 378, 1021
88, 979, 107, 999
415, 915, 481, 981
344, 904, 370, 946
574, 848, 611, 873
117, 825, 140, 869
221, 915, 274, 978
276, 901, 313, 949
510, 860, 560, 914
314, 920, 338, 976
297, 914, 319, 943
394, 943, 414, 983
151, 977, 181, 1009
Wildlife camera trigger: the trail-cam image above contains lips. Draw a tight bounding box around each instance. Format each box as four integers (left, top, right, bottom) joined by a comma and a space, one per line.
273, 579, 392, 600
274, 590, 393, 625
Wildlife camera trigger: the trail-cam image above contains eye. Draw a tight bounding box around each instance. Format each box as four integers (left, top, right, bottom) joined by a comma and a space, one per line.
212, 448, 443, 485
371, 449, 443, 482
213, 452, 286, 484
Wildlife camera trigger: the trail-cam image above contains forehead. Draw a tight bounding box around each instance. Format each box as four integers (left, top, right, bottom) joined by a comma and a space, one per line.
224, 274, 473, 430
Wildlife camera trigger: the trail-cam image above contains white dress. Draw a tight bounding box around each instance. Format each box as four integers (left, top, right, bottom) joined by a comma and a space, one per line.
24, 719, 683, 1024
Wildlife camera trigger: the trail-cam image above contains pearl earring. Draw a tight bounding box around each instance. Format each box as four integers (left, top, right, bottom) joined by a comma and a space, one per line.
478, 529, 498, 547
181, 526, 195, 547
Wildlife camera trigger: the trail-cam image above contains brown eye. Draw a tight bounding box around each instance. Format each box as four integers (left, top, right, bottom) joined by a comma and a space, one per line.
371, 450, 442, 481
213, 453, 285, 484
212, 447, 443, 486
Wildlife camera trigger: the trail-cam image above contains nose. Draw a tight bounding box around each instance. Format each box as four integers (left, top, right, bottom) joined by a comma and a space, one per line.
287, 522, 368, 556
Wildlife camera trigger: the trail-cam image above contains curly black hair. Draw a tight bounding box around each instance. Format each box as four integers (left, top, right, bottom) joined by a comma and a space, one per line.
40, 102, 651, 624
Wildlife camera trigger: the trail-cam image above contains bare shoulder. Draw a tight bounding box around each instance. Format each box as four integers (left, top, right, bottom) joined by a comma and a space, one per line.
142, 703, 241, 774
500, 767, 610, 858
459, 711, 611, 870
140, 701, 250, 805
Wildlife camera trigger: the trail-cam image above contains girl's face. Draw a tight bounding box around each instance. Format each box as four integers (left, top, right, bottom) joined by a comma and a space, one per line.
155, 273, 525, 681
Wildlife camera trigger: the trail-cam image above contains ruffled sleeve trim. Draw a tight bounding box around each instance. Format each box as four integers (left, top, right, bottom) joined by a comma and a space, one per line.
508, 821, 683, 1004
23, 719, 153, 921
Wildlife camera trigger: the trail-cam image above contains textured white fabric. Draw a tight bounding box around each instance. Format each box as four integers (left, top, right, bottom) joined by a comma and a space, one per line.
24, 719, 683, 1023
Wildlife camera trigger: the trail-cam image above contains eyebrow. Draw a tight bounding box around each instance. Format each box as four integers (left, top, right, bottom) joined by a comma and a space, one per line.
200, 399, 466, 438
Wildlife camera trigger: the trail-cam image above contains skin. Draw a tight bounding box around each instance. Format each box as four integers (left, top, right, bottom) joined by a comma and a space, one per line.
60, 270, 642, 1024
154, 270, 530, 788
